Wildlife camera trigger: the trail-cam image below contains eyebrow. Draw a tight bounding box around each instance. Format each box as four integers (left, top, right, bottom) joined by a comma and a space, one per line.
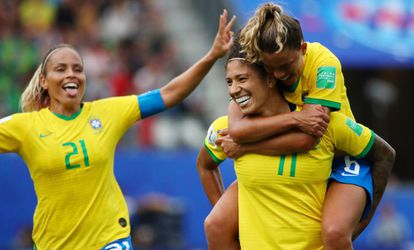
226, 73, 248, 79
53, 62, 83, 67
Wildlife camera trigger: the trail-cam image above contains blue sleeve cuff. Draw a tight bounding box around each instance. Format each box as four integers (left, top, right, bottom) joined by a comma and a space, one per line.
137, 89, 166, 119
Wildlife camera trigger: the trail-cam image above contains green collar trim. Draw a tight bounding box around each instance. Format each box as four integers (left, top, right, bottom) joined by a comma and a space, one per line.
304, 98, 341, 111
285, 77, 300, 93
52, 105, 83, 121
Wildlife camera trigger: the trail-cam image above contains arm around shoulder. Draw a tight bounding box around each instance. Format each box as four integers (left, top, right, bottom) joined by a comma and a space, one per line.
227, 101, 298, 143
240, 130, 319, 156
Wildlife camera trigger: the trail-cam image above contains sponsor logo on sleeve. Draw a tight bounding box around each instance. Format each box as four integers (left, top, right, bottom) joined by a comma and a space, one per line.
346, 117, 363, 136
317, 66, 336, 89
207, 125, 218, 148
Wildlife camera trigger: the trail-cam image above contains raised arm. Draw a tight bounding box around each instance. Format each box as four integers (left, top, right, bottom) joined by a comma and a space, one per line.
196, 146, 225, 206
353, 134, 396, 238
160, 10, 236, 108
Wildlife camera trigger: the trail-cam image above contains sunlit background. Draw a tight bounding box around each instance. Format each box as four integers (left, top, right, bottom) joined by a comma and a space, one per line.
0, 0, 413, 249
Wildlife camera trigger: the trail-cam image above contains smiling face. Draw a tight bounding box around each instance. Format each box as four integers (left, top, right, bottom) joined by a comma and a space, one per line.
261, 42, 307, 86
40, 47, 86, 115
226, 60, 277, 116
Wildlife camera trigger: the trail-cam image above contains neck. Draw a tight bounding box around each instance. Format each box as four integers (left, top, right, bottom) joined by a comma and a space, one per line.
49, 103, 81, 117
261, 92, 291, 116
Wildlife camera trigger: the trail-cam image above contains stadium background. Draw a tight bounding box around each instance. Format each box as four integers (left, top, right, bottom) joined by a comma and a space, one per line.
0, 0, 413, 249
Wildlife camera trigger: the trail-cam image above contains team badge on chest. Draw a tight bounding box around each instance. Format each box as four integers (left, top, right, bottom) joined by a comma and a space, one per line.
89, 118, 103, 132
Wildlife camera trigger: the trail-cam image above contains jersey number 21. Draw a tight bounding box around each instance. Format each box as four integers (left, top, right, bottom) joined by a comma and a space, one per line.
62, 139, 90, 170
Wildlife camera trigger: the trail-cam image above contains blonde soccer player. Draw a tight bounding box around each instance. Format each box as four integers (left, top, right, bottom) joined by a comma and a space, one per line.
0, 10, 235, 250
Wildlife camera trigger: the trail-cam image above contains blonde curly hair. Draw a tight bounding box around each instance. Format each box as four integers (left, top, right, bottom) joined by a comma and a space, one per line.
239, 2, 303, 63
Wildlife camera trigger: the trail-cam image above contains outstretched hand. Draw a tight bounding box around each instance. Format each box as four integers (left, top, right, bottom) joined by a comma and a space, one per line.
209, 9, 236, 59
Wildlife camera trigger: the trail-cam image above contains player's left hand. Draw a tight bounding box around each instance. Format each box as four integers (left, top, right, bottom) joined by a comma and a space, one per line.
216, 128, 245, 159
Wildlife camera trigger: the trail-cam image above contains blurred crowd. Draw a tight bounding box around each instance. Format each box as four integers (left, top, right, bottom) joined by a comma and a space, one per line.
0, 0, 207, 149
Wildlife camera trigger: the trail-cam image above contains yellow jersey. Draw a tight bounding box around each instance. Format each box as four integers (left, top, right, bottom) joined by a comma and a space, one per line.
204, 116, 228, 164
283, 42, 354, 119
204, 113, 374, 249
0, 95, 141, 250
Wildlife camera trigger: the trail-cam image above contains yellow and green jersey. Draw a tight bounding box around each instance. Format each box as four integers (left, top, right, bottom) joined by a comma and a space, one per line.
204, 113, 374, 249
203, 116, 228, 164
0, 95, 141, 250
283, 42, 354, 120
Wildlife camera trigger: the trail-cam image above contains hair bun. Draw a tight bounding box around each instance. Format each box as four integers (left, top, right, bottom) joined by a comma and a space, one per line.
263, 3, 283, 14
260, 3, 283, 20
272, 4, 283, 14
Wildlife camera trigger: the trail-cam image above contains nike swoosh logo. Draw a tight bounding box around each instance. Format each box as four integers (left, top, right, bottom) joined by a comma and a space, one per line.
341, 172, 358, 177
39, 133, 53, 138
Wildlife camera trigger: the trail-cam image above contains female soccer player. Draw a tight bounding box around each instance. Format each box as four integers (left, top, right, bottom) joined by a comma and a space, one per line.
197, 41, 395, 249
0, 10, 235, 250
203, 2, 394, 249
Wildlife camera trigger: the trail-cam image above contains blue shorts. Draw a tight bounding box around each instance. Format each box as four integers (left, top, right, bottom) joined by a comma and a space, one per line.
102, 236, 133, 250
329, 156, 373, 219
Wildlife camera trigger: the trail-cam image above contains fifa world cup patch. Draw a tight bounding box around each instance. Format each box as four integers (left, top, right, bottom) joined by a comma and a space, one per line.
206, 125, 218, 148
346, 117, 363, 136
89, 117, 103, 131
316, 66, 336, 89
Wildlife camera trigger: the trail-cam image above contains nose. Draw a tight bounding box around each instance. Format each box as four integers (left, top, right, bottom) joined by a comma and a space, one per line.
65, 68, 76, 78
228, 82, 241, 97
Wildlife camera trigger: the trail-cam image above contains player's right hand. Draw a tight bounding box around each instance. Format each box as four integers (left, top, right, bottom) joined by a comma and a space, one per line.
294, 104, 330, 137
208, 9, 236, 59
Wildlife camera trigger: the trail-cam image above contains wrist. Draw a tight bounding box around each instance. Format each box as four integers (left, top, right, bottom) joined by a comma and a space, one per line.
205, 50, 220, 62
241, 143, 253, 155
239, 144, 247, 155
288, 112, 300, 129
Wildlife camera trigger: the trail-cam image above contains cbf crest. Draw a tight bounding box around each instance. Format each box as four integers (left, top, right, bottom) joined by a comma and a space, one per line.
89, 117, 103, 133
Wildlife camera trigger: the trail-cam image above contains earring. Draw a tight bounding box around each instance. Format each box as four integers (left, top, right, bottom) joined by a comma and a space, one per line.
268, 78, 275, 88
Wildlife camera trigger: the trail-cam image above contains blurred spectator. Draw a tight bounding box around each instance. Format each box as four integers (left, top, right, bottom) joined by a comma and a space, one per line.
81, 40, 112, 100
55, 0, 76, 32
363, 77, 398, 139
130, 193, 185, 250
19, 0, 56, 35
99, 0, 140, 45
364, 77, 398, 120
367, 201, 413, 250
0, 32, 39, 117
133, 53, 174, 93
0, 0, 204, 150
12, 225, 33, 250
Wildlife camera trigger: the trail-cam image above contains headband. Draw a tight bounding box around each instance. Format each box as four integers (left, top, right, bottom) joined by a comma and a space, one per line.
227, 57, 247, 62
